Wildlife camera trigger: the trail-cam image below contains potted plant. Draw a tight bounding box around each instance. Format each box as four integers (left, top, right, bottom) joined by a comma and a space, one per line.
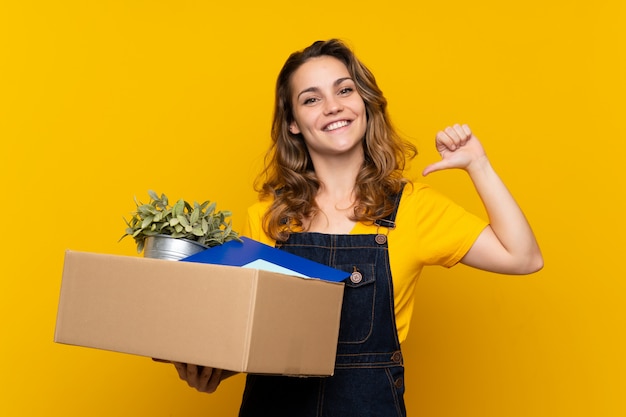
120, 190, 242, 260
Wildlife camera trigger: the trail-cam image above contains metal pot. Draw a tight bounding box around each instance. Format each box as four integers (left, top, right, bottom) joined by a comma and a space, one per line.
143, 235, 208, 261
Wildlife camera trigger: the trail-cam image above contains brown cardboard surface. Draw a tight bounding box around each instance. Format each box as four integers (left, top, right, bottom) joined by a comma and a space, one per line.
55, 251, 344, 376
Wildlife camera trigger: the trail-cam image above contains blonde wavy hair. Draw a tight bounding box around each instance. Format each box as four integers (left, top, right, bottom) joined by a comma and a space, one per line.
256, 39, 417, 241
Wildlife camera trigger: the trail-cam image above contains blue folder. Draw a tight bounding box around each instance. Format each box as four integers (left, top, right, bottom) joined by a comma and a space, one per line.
181, 237, 349, 283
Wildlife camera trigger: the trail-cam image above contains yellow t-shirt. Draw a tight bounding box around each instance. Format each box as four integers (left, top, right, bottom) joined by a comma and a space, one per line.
242, 182, 488, 343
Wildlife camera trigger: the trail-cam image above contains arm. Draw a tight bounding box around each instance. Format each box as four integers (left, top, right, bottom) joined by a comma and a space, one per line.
423, 124, 543, 275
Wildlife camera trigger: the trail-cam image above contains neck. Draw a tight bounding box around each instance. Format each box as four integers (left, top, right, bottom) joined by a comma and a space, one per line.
304, 153, 363, 234
310, 152, 362, 202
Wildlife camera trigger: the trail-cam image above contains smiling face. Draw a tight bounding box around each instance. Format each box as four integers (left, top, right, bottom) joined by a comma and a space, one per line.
288, 56, 367, 163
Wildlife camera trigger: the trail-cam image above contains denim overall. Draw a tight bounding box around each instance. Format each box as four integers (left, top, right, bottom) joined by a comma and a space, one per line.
239, 190, 406, 417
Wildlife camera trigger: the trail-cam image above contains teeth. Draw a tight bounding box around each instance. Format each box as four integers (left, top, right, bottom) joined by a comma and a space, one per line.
325, 120, 349, 131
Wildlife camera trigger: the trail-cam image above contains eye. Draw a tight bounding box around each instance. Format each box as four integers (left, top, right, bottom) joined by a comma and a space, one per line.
339, 87, 354, 95
303, 97, 319, 105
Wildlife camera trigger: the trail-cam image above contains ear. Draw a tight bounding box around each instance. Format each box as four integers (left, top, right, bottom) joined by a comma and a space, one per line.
289, 121, 301, 135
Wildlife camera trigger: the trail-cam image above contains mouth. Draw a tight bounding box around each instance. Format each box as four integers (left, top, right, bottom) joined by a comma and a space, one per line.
323, 120, 351, 132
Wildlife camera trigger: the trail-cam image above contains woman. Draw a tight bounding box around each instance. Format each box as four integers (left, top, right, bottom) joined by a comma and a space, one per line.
173, 39, 543, 416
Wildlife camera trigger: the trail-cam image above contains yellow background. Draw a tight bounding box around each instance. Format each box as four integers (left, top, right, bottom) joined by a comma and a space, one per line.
1, 1, 624, 416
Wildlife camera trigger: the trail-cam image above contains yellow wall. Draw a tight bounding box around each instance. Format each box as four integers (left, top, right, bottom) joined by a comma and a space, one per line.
1, 1, 624, 415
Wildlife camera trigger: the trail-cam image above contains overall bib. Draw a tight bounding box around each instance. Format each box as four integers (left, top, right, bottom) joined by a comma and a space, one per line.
239, 191, 406, 417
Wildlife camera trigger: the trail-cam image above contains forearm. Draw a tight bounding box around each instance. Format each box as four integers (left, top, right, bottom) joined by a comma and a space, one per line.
466, 156, 543, 273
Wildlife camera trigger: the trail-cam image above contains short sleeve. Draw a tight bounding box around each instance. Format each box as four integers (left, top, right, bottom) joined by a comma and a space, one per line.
393, 183, 488, 268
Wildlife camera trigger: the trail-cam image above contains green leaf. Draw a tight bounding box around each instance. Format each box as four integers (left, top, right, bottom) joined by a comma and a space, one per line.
177, 215, 189, 227
173, 199, 185, 216
137, 205, 150, 215
206, 201, 217, 215
190, 208, 200, 224
141, 216, 154, 228
148, 190, 159, 201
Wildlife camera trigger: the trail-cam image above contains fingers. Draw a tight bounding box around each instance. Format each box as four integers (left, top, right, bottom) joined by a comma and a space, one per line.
436, 124, 472, 152
173, 361, 188, 380
424, 124, 482, 176
205, 368, 223, 393
172, 362, 223, 393
186, 364, 202, 386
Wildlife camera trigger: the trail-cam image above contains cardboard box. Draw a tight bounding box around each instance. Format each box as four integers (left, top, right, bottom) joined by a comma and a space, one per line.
55, 250, 345, 376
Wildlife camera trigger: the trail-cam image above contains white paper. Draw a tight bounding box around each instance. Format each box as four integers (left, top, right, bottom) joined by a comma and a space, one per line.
241, 259, 308, 278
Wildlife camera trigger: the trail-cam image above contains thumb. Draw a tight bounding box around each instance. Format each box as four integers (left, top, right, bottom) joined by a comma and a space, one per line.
422, 160, 450, 176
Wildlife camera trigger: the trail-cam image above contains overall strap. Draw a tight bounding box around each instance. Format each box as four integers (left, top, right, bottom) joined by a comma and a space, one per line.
374, 184, 405, 229
372, 184, 405, 245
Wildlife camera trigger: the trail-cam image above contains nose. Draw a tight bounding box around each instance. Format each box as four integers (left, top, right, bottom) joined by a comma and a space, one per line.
323, 96, 343, 115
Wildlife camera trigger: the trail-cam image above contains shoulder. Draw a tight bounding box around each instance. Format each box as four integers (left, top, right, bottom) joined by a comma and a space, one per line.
398, 181, 457, 212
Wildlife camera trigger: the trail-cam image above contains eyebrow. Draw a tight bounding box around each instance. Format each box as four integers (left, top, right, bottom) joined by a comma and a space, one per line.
296, 77, 354, 100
